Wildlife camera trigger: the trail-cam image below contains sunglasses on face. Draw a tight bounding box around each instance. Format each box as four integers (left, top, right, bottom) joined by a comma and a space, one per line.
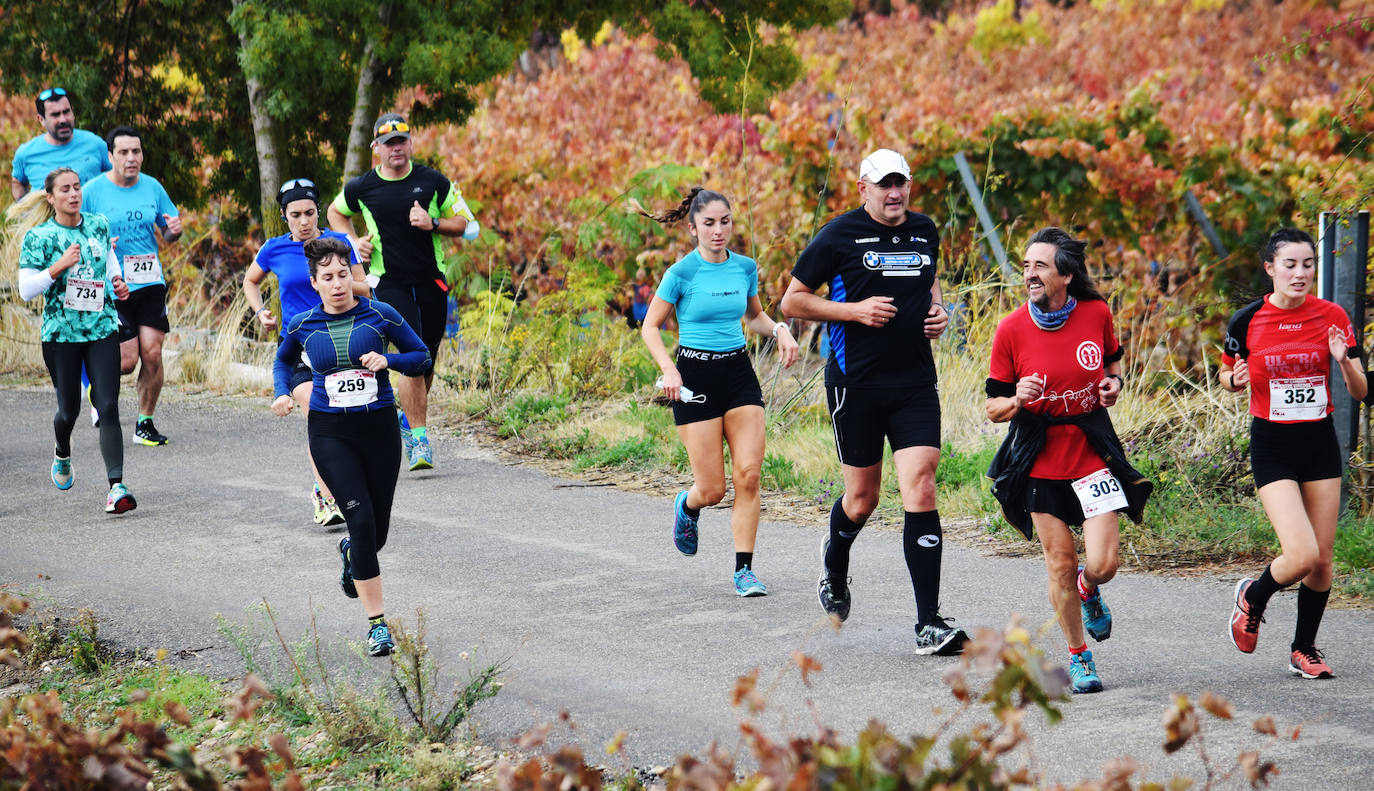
38, 87, 68, 102
278, 178, 316, 194
375, 121, 409, 136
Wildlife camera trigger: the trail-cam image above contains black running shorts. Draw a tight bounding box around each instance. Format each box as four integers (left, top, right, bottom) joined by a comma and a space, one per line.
115, 284, 170, 340
826, 384, 940, 468
373, 278, 445, 371
670, 346, 764, 426
1250, 415, 1342, 489
1026, 477, 1097, 527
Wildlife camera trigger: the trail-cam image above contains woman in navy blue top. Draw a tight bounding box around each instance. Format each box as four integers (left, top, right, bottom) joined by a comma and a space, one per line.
640, 187, 799, 597
271, 235, 430, 656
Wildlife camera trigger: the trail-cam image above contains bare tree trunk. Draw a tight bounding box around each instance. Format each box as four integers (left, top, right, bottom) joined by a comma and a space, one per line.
342, 3, 394, 182
231, 0, 283, 234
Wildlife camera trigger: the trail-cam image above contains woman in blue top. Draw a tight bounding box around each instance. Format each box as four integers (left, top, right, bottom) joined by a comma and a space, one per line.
244, 178, 366, 526
270, 236, 430, 656
640, 188, 799, 597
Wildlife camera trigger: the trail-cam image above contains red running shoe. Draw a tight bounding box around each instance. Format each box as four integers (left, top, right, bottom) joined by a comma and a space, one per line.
1229, 578, 1263, 653
1289, 647, 1334, 679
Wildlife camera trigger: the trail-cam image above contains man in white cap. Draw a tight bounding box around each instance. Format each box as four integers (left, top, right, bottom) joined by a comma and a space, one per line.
781, 147, 967, 656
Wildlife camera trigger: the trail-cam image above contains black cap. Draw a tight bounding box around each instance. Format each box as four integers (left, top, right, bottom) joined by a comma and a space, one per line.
373, 112, 411, 144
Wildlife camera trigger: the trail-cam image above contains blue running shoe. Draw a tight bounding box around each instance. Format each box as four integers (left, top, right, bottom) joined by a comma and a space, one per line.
409, 435, 433, 471
1068, 650, 1103, 694
367, 621, 394, 657
673, 491, 698, 556
399, 413, 415, 461
1079, 566, 1112, 642
51, 455, 73, 490
338, 537, 357, 598
733, 567, 767, 597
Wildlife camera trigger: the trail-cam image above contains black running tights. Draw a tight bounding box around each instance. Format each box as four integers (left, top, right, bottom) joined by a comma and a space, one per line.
308, 408, 401, 581
42, 334, 123, 483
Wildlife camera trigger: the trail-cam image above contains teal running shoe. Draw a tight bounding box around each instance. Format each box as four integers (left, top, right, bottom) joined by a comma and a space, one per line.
1079, 567, 1112, 641
1068, 650, 1103, 694
367, 621, 395, 657
409, 435, 433, 471
672, 491, 698, 556
104, 483, 136, 514
399, 414, 415, 460
733, 567, 767, 597
338, 537, 357, 598
51, 455, 73, 490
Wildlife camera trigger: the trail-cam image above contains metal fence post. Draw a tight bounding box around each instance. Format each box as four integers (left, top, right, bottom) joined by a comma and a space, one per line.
1318, 210, 1370, 512
952, 152, 1013, 280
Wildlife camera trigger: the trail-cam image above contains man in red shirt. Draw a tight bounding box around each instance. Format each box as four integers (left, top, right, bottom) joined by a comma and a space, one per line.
985, 227, 1151, 694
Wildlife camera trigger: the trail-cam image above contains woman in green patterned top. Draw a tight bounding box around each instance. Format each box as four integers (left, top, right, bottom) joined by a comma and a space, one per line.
16, 167, 136, 513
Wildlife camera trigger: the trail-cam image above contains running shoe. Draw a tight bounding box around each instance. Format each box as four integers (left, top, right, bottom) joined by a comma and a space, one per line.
672, 491, 698, 556
399, 415, 415, 460
1229, 578, 1263, 654
105, 483, 137, 514
1079, 567, 1112, 641
322, 497, 345, 527
133, 418, 168, 446
1288, 646, 1334, 679
312, 486, 328, 525
409, 435, 433, 471
1068, 650, 1104, 694
51, 455, 73, 490
367, 621, 394, 657
913, 615, 969, 656
817, 536, 852, 621
733, 567, 767, 597
338, 537, 357, 598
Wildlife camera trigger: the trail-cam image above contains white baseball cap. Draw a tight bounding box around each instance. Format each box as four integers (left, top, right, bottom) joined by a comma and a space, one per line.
859, 148, 911, 183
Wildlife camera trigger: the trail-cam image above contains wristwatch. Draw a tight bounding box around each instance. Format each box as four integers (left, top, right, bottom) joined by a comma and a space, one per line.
430, 217, 440, 232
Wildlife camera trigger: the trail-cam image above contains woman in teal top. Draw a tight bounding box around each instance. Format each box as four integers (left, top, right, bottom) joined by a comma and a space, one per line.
640, 187, 799, 597
16, 167, 135, 514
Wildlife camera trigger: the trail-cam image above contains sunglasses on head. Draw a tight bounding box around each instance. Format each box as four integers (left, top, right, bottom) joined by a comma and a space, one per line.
375, 121, 409, 136
277, 178, 316, 194
38, 87, 68, 102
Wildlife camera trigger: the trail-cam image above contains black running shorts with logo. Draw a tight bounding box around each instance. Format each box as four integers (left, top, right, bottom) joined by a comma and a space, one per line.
115, 284, 170, 341
278, 334, 313, 391
826, 384, 940, 468
671, 346, 764, 426
1250, 415, 1342, 489
373, 278, 444, 371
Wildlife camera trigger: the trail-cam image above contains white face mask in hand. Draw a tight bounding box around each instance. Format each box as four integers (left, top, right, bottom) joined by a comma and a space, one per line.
655, 377, 707, 403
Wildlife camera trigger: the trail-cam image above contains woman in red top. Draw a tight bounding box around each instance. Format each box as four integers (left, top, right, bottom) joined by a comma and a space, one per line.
1220, 227, 1366, 679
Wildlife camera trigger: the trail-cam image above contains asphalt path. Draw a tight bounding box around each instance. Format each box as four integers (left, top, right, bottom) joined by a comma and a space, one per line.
3, 385, 1373, 787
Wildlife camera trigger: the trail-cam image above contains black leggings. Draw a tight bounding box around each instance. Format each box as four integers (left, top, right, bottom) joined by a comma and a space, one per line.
308, 408, 401, 581
42, 334, 123, 483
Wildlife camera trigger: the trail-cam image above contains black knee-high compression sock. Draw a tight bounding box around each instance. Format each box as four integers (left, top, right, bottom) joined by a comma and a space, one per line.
903, 510, 943, 625
824, 497, 865, 583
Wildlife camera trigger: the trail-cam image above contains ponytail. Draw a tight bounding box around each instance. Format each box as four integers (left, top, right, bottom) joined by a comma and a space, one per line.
632, 186, 730, 226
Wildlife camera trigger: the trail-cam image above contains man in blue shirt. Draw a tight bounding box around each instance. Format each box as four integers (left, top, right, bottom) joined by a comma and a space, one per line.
11, 88, 111, 200
82, 126, 182, 446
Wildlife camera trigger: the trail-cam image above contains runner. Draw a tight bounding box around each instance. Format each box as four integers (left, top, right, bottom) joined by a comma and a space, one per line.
81, 126, 182, 446
327, 112, 478, 472
244, 178, 366, 526
984, 227, 1152, 694
639, 188, 799, 596
270, 236, 431, 656
15, 167, 135, 514
779, 148, 967, 655
1221, 227, 1366, 679
11, 88, 111, 199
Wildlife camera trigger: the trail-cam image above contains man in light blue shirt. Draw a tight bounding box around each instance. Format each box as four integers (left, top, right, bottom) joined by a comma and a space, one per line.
82, 125, 182, 446
10, 88, 111, 200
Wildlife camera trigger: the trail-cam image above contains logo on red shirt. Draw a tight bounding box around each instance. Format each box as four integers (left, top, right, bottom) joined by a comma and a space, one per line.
1076, 341, 1102, 372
